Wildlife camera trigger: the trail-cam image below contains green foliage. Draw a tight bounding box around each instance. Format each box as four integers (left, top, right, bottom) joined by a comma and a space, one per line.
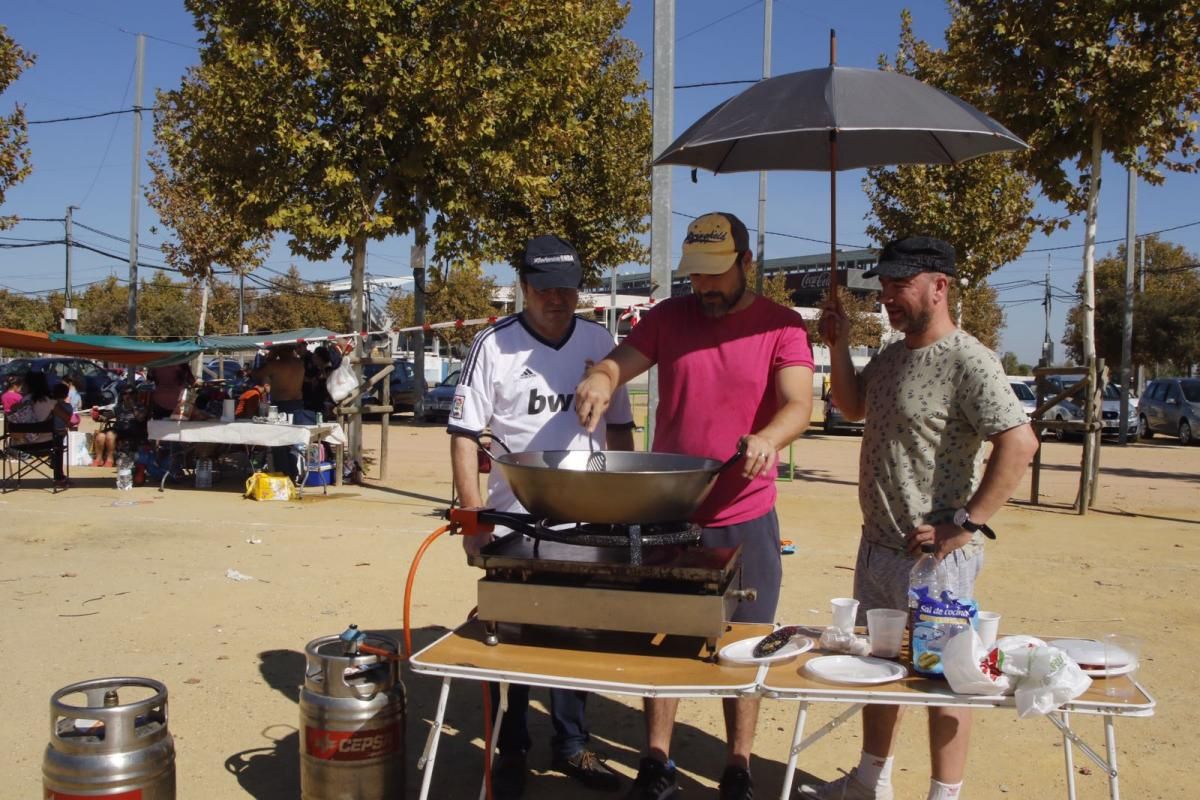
77, 277, 131, 335
0, 26, 34, 231
0, 288, 55, 332
946, 1, 1200, 211
1063, 237, 1200, 374
1001, 351, 1032, 376
951, 283, 1004, 351
864, 8, 1037, 339
806, 287, 883, 350
245, 267, 349, 333
159, 0, 650, 288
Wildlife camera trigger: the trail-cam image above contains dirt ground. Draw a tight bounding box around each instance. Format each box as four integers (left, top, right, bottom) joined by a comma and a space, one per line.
3, 415, 1196, 799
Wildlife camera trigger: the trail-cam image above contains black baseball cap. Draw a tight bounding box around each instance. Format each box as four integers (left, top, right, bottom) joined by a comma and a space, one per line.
864, 236, 957, 279
520, 235, 583, 290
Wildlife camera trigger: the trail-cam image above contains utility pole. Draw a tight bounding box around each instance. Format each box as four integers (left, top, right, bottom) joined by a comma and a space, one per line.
412, 221, 427, 421
609, 265, 618, 337
126, 33, 145, 336
1040, 257, 1053, 366
1136, 238, 1146, 393
648, 0, 675, 444
1118, 167, 1136, 444
754, 0, 772, 295
238, 272, 246, 333
62, 205, 79, 334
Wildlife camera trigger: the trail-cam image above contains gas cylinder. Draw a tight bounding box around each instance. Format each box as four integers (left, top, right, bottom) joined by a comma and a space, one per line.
299, 627, 406, 799
43, 676, 175, 799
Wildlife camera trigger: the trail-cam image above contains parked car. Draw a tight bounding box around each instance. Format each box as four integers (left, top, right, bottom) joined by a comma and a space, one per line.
423, 369, 461, 422
1009, 379, 1037, 418
1137, 378, 1200, 445
0, 356, 114, 409
362, 358, 417, 412
201, 358, 244, 382
822, 394, 863, 435
1034, 375, 1137, 441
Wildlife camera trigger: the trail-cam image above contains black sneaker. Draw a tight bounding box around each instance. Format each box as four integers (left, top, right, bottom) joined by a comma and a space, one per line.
718, 765, 753, 800
625, 756, 679, 800
492, 750, 528, 800
552, 748, 622, 791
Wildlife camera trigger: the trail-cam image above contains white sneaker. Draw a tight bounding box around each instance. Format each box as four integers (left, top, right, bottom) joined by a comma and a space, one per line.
797, 769, 893, 800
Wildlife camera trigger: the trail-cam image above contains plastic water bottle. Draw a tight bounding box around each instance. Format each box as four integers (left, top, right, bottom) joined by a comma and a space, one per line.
195, 459, 212, 489
115, 454, 133, 491
908, 544, 976, 677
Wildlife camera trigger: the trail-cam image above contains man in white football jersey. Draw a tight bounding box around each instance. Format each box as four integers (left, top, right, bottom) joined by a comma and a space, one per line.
448, 234, 635, 799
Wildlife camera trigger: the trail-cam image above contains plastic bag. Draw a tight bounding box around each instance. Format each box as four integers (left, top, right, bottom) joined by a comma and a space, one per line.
1004, 641, 1092, 718
66, 430, 93, 467
245, 471, 297, 501
326, 358, 357, 403
943, 628, 1012, 695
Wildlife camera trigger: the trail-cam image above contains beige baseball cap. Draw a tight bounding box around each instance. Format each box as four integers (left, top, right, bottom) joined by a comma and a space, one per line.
678, 212, 749, 275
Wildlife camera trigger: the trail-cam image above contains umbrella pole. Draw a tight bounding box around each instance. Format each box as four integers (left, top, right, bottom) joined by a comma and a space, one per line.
829, 131, 839, 309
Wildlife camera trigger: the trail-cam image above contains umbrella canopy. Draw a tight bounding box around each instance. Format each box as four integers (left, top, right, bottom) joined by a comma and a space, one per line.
653, 57, 1027, 296
655, 66, 1026, 173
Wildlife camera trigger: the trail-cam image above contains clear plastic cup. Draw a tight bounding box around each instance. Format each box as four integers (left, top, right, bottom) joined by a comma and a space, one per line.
975, 611, 1001, 649
1102, 633, 1140, 697
866, 608, 907, 658
831, 597, 860, 633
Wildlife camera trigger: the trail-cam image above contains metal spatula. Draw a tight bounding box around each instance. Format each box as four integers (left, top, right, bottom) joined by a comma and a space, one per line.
586, 432, 606, 472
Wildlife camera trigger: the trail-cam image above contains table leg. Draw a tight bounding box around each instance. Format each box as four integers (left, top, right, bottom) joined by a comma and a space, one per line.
479, 681, 508, 800
1062, 710, 1077, 800
417, 677, 452, 800
1104, 714, 1120, 800
778, 701, 809, 800
335, 443, 343, 487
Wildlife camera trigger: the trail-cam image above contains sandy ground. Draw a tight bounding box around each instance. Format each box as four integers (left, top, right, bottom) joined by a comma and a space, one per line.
2, 414, 1196, 799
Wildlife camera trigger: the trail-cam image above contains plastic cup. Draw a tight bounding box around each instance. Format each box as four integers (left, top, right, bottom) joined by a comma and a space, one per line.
831, 597, 860, 633
1102, 634, 1140, 697
866, 608, 907, 658
975, 611, 1001, 649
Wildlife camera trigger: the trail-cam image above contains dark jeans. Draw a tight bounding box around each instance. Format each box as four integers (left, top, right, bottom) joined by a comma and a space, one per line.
488, 683, 590, 759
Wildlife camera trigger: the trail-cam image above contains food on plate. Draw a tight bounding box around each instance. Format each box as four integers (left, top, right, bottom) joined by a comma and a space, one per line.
753, 625, 801, 658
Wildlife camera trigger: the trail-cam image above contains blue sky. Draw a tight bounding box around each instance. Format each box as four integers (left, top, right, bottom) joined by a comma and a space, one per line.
3, 0, 1198, 363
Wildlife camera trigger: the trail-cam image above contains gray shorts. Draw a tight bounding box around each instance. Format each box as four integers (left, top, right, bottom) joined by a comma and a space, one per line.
701, 509, 782, 624
851, 538, 984, 626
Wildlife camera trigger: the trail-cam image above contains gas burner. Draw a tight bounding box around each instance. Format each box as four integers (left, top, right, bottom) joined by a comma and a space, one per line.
532, 519, 700, 552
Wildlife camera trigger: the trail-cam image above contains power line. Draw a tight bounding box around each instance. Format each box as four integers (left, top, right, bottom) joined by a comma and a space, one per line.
677, 0, 761, 43
1024, 218, 1200, 253
27, 108, 142, 125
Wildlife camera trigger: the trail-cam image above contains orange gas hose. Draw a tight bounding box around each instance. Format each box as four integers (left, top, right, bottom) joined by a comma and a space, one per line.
401, 524, 451, 658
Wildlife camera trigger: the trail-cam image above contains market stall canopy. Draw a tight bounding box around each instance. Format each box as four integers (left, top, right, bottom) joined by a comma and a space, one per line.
0, 327, 346, 367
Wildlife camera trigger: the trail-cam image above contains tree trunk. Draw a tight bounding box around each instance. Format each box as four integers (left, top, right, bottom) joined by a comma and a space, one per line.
193, 279, 210, 378
1080, 124, 1102, 362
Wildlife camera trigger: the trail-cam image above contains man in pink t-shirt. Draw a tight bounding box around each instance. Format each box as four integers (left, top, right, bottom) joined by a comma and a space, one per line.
576, 212, 814, 800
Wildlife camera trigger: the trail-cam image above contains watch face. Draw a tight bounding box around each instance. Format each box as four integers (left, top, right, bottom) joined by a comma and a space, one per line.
953, 508, 968, 527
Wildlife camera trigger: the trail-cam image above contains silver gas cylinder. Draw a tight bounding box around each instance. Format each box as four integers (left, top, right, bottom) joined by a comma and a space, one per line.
299, 627, 406, 800
43, 676, 175, 799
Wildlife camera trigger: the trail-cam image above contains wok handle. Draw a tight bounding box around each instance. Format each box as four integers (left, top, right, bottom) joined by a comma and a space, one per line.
715, 439, 749, 474
473, 431, 511, 460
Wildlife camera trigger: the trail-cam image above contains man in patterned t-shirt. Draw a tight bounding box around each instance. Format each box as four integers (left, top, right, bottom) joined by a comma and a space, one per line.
804, 237, 1039, 800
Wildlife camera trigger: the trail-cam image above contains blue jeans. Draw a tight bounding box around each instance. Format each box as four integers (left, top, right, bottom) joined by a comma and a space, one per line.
488, 683, 589, 759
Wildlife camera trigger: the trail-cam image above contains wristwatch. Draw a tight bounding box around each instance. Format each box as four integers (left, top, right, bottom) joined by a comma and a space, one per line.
953, 507, 996, 540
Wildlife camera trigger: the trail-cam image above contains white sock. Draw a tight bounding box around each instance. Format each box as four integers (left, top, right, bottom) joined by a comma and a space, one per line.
855, 751, 894, 787
927, 778, 963, 799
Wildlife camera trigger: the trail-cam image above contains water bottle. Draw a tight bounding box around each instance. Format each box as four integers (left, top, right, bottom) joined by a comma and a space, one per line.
195, 459, 212, 489
115, 454, 133, 491
908, 544, 976, 677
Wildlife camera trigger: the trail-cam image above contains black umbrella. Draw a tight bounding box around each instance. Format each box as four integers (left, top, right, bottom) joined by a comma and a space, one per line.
654, 32, 1028, 293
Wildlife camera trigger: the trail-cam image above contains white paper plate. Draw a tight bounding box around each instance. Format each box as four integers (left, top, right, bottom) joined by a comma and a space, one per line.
1049, 638, 1137, 676
804, 655, 907, 685
719, 634, 814, 666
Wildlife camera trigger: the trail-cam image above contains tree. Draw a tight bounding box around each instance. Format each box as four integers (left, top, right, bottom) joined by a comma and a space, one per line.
0, 26, 33, 231
0, 289, 53, 332
1001, 351, 1032, 376
1063, 237, 1200, 374
863, 10, 1037, 343
158, 0, 651, 338
245, 267, 349, 334
146, 129, 271, 336
806, 287, 883, 350
77, 277, 130, 335
387, 264, 498, 353
945, 1, 1200, 362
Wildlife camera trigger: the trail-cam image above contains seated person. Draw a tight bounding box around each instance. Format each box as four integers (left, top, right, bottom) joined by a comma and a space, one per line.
7, 371, 73, 487
2, 375, 23, 413
149, 364, 196, 419
49, 384, 78, 433
93, 386, 148, 467
236, 380, 270, 419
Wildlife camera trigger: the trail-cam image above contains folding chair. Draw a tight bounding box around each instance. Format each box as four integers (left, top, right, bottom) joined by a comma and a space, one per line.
1, 418, 68, 493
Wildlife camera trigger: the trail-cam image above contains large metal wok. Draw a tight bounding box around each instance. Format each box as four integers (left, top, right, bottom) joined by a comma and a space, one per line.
479, 436, 743, 524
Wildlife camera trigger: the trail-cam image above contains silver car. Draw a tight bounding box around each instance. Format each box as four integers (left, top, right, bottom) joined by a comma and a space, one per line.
1138, 378, 1200, 445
